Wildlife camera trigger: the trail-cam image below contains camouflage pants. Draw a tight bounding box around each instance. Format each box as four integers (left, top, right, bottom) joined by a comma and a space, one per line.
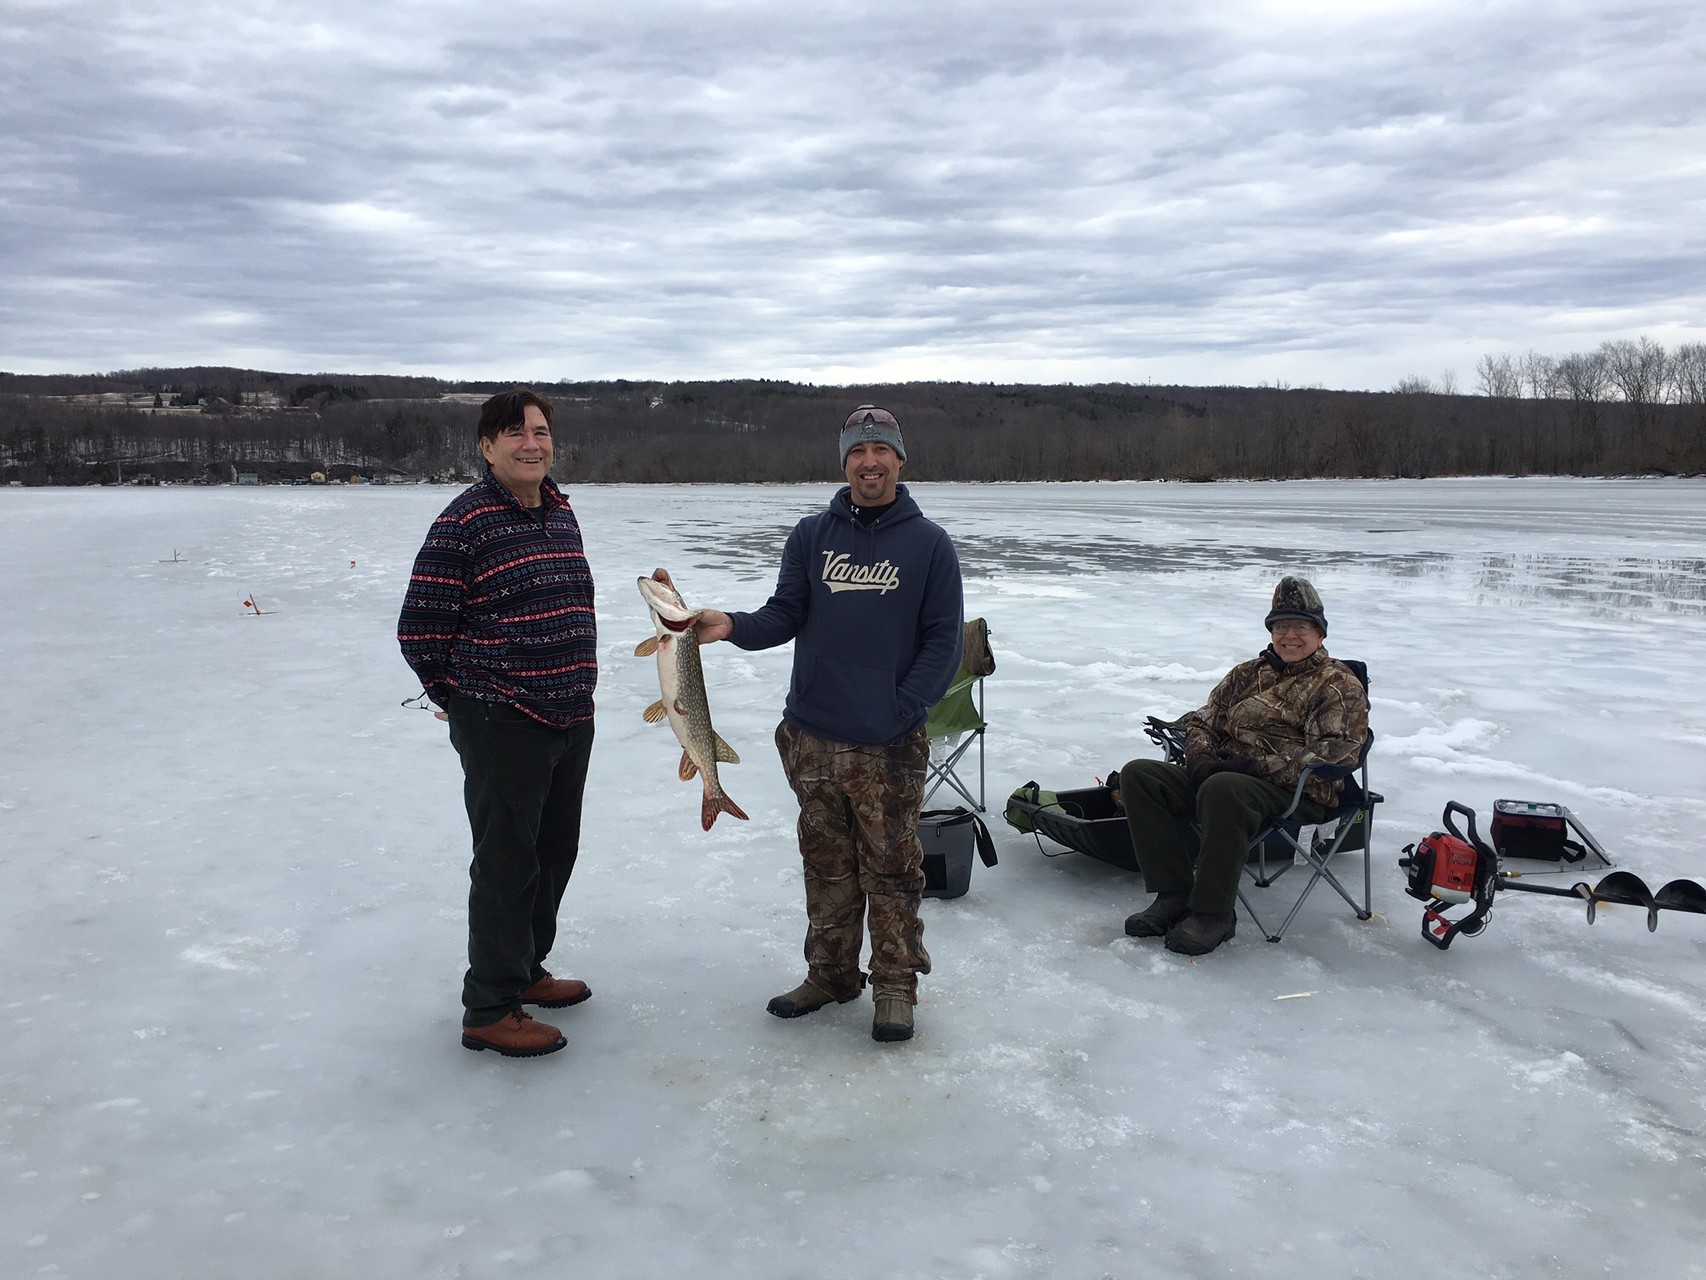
775, 720, 932, 1005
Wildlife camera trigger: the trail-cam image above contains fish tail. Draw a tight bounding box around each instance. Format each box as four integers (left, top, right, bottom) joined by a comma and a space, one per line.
701, 790, 750, 831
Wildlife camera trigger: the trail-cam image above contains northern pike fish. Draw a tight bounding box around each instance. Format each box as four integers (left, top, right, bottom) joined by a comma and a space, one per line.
635, 573, 749, 831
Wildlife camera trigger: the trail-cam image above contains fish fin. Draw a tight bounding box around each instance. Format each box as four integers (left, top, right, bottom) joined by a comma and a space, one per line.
673, 697, 690, 717
701, 790, 750, 831
634, 636, 660, 657
678, 749, 699, 781
642, 700, 668, 724
713, 734, 740, 765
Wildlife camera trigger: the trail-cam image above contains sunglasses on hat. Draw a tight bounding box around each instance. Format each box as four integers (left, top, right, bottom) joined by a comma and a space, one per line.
843, 406, 899, 432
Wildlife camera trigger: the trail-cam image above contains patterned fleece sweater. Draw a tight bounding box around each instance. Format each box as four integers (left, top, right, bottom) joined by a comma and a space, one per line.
397, 471, 597, 727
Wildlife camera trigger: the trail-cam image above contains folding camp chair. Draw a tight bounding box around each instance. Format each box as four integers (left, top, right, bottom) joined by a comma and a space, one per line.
924, 618, 994, 812
1142, 659, 1381, 942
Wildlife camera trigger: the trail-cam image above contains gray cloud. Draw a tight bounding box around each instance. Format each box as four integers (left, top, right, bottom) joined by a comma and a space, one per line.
2, 0, 1701, 388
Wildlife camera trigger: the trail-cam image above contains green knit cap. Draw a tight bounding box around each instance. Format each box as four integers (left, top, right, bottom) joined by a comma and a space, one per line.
1264, 576, 1327, 635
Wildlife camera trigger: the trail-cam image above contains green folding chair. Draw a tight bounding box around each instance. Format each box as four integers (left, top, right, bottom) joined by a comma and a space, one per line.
925, 618, 994, 812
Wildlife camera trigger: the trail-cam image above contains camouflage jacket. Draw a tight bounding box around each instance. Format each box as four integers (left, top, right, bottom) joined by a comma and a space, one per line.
1184, 647, 1369, 808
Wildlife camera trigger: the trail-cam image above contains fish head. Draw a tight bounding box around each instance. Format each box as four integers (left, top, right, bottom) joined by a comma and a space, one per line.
637, 573, 698, 632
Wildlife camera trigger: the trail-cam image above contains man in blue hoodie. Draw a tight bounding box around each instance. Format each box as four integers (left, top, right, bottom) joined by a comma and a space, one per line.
694, 406, 963, 1042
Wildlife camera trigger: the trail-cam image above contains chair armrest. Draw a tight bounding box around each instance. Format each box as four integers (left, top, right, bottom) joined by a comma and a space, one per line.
1273, 758, 1353, 822
1303, 761, 1354, 781
1144, 715, 1189, 765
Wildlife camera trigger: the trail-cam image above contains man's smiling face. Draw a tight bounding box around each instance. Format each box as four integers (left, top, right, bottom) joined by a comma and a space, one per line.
844, 440, 901, 506
481, 404, 553, 504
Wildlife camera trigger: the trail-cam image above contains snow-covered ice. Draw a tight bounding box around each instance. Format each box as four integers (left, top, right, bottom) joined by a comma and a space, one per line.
3, 477, 1705, 1279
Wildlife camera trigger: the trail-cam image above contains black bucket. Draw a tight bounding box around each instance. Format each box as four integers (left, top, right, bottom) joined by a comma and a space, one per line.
920, 807, 997, 899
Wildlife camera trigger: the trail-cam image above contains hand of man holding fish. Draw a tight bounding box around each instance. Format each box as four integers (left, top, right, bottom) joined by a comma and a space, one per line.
635, 569, 748, 831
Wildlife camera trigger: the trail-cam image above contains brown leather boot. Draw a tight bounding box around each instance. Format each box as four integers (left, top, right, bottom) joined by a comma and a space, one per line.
520, 972, 591, 1008
871, 997, 914, 1043
461, 1010, 566, 1057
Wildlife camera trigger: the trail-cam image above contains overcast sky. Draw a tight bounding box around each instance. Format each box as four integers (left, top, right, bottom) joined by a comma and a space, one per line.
2, 0, 1702, 390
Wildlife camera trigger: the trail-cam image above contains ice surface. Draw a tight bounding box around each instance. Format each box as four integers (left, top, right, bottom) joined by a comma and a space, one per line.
3, 477, 1705, 1279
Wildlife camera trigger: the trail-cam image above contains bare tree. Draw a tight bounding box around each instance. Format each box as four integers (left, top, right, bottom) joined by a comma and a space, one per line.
1670, 341, 1706, 405
1392, 374, 1435, 394
1600, 335, 1670, 432
1549, 349, 1610, 469
1517, 350, 1557, 399
1438, 368, 1459, 395
1475, 353, 1521, 397
1554, 350, 1609, 402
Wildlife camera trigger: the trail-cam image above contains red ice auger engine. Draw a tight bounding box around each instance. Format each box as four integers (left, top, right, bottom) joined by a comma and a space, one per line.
1399, 802, 1499, 950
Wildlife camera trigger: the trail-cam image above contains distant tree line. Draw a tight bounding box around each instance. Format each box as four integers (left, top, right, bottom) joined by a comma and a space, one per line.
0, 395, 477, 485
1, 343, 1702, 486
1399, 336, 1706, 431
0, 366, 447, 401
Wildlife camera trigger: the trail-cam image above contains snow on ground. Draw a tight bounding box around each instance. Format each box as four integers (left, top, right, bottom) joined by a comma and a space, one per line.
3, 477, 1705, 1280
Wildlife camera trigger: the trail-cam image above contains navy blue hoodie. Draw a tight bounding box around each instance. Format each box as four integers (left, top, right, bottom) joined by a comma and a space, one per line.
729, 484, 963, 746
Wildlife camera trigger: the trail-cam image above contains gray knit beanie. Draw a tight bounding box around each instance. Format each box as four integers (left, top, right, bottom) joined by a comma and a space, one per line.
1264, 576, 1328, 635
839, 405, 906, 464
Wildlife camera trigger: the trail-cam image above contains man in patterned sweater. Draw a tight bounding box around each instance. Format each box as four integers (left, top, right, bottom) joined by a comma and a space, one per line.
399, 388, 597, 1058
1117, 577, 1369, 956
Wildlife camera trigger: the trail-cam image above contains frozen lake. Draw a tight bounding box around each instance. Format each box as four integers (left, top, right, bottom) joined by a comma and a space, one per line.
3, 477, 1704, 1279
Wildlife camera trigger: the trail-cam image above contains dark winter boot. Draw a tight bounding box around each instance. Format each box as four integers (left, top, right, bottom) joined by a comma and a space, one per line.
766, 979, 858, 1019
1163, 911, 1237, 956
1124, 891, 1191, 938
871, 997, 914, 1042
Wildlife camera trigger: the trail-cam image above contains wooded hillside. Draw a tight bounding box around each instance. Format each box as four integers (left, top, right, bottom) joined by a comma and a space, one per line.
2, 361, 1702, 484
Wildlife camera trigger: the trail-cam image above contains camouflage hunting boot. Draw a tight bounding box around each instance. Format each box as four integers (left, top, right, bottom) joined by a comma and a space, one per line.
767, 979, 861, 1019
871, 996, 914, 1042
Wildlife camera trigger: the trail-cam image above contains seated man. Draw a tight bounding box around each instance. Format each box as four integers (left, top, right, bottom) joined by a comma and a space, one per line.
1117, 576, 1369, 956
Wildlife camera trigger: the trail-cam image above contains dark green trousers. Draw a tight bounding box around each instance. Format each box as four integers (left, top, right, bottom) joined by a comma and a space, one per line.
446, 696, 595, 1028
1117, 758, 1326, 914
